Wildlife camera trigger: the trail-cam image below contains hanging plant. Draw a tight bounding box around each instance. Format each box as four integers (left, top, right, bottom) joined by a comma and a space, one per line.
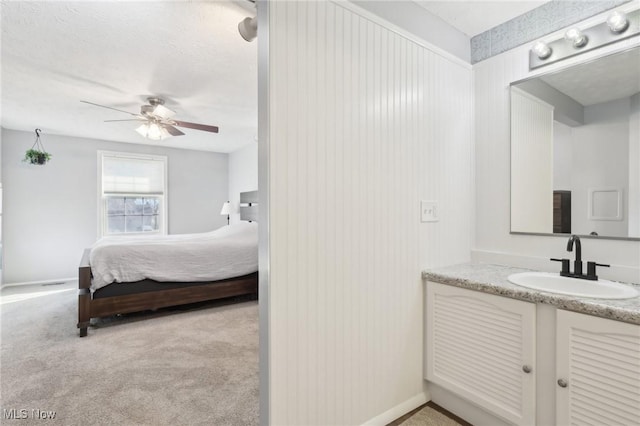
23, 129, 52, 165
24, 148, 52, 165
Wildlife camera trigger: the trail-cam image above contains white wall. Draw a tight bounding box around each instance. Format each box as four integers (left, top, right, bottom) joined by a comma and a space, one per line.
572, 99, 630, 238
266, 1, 473, 424
228, 142, 258, 224
473, 8, 640, 284
1, 128, 228, 284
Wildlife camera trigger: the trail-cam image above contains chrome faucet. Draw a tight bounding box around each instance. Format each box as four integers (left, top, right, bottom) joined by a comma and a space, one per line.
567, 235, 582, 276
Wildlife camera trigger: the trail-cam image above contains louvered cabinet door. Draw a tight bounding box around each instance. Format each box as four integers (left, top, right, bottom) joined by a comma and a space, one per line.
426, 282, 536, 425
556, 310, 640, 426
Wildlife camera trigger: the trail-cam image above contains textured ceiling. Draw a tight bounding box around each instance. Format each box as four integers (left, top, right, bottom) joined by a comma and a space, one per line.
541, 47, 640, 106
412, 0, 551, 37
1, 0, 257, 153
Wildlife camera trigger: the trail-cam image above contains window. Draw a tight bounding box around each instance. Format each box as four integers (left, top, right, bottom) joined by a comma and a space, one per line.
98, 151, 167, 236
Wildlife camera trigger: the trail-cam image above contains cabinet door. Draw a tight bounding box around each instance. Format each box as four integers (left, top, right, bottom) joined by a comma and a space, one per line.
426, 282, 536, 425
556, 310, 640, 425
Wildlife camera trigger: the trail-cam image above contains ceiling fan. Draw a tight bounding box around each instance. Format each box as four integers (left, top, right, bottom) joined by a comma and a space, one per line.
81, 97, 219, 140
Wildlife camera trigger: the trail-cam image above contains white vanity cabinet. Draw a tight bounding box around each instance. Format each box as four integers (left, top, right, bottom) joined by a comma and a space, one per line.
426, 281, 640, 426
556, 310, 640, 425
425, 282, 537, 426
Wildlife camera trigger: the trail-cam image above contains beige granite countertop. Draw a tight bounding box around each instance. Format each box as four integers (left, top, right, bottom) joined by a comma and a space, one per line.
422, 263, 640, 325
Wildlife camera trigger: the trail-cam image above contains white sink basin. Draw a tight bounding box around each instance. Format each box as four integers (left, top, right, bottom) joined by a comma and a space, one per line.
507, 272, 639, 299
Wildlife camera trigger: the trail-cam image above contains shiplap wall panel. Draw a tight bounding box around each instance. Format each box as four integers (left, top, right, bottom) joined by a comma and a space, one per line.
268, 1, 473, 424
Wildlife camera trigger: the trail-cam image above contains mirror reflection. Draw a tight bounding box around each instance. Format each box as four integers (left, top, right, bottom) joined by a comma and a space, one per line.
511, 46, 640, 239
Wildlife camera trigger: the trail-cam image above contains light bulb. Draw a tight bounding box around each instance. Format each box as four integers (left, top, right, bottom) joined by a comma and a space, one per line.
564, 28, 588, 48
136, 123, 170, 140
146, 123, 163, 140
607, 11, 629, 33
136, 123, 150, 138
532, 41, 552, 59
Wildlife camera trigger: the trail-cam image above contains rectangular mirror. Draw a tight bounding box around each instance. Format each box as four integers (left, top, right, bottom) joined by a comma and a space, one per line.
510, 46, 640, 240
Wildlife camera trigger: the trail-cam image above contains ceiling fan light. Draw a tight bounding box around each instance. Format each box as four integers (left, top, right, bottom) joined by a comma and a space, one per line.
238, 16, 257, 42
136, 123, 150, 137
136, 123, 171, 140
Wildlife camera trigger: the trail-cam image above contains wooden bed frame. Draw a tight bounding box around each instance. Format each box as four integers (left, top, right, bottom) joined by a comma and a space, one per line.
78, 191, 259, 337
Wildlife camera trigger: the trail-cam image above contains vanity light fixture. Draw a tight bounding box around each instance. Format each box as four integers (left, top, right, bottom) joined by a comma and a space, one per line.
529, 7, 640, 70
607, 11, 629, 33
532, 41, 552, 59
564, 28, 588, 48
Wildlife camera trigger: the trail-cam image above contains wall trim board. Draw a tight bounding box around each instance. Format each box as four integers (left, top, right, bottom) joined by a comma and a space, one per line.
1, 277, 76, 289
471, 249, 640, 284
256, 0, 270, 424
362, 392, 430, 426
338, 0, 472, 70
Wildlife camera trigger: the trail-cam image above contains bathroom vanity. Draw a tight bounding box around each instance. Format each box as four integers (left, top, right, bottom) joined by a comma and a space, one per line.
422, 264, 640, 426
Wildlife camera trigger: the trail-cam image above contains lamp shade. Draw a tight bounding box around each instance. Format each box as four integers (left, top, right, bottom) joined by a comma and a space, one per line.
136, 122, 171, 140
220, 202, 231, 215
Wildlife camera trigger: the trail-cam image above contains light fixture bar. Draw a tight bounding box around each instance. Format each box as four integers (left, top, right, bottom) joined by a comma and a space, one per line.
530, 8, 639, 70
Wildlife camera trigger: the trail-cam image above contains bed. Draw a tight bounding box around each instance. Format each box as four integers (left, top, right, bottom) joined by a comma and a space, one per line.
77, 190, 259, 337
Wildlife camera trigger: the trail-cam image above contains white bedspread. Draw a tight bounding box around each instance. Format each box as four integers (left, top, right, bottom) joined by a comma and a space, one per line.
89, 222, 258, 291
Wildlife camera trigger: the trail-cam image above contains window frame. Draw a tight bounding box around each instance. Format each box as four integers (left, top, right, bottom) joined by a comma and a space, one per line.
97, 150, 168, 237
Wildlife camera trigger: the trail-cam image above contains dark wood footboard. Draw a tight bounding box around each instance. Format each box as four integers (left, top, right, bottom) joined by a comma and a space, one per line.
78, 249, 92, 337
78, 249, 258, 337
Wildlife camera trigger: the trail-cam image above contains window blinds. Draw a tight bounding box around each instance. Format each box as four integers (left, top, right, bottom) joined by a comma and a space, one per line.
102, 155, 165, 195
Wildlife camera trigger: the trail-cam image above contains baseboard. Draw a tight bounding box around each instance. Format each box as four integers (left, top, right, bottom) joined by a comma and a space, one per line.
362, 391, 430, 426
1, 277, 77, 290
428, 382, 511, 426
471, 249, 640, 284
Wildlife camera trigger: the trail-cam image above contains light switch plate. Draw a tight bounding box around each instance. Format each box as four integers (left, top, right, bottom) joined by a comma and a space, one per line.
421, 200, 439, 222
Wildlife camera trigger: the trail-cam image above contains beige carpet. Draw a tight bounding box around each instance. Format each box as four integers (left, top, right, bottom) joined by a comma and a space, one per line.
0, 282, 258, 425
400, 405, 463, 426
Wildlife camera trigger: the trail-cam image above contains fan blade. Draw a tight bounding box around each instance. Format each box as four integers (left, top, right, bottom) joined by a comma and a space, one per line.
163, 125, 185, 136
173, 120, 219, 133
152, 104, 176, 120
80, 100, 139, 116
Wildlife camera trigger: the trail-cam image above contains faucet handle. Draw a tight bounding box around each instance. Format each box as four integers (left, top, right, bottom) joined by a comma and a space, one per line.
550, 258, 570, 275
586, 262, 610, 280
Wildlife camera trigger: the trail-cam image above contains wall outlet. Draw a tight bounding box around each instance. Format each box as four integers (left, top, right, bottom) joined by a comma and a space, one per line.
421, 200, 439, 222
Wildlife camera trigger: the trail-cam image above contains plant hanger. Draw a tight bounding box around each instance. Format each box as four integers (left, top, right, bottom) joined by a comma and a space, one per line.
23, 128, 52, 165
